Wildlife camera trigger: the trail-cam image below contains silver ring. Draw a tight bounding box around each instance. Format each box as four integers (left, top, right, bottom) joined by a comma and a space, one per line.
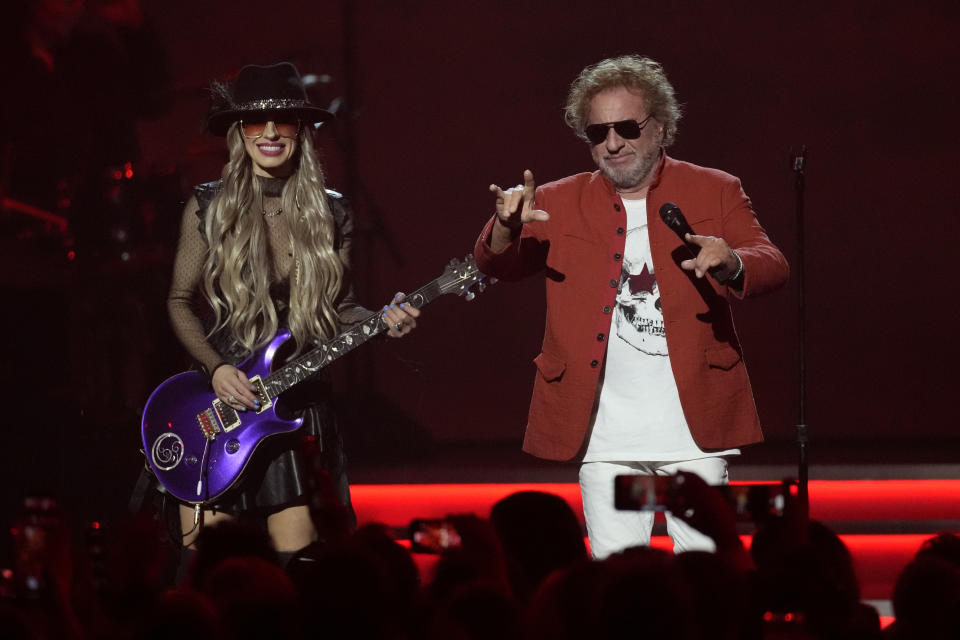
393, 322, 402, 330
227, 395, 236, 404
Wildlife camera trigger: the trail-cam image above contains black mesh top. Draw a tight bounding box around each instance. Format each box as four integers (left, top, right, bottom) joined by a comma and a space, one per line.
166, 176, 367, 373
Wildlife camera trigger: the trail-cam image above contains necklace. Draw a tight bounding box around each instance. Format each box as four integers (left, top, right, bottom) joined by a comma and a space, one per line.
260, 190, 282, 217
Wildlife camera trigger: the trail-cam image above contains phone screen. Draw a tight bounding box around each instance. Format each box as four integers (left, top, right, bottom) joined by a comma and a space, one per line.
718, 482, 793, 521
409, 519, 462, 553
613, 475, 673, 511
614, 475, 796, 521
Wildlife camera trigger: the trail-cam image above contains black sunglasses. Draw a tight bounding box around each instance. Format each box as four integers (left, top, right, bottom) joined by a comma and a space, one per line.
584, 115, 654, 145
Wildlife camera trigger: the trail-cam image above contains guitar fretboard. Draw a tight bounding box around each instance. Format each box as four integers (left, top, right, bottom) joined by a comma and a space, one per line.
259, 269, 468, 398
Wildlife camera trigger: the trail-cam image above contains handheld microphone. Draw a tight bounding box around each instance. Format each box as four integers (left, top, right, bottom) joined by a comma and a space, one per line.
658, 202, 724, 281
658, 202, 701, 257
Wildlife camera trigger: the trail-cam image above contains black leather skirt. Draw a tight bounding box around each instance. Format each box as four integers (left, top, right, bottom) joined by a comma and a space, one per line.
211, 380, 353, 517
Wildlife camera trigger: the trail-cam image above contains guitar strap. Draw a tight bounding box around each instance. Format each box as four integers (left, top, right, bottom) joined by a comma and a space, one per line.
127, 456, 157, 514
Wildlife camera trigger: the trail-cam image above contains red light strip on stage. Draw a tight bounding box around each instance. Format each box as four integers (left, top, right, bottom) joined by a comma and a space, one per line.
351, 480, 960, 524
807, 479, 960, 520
353, 483, 583, 524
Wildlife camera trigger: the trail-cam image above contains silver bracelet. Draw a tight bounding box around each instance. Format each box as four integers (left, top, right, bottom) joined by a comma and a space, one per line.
725, 251, 744, 283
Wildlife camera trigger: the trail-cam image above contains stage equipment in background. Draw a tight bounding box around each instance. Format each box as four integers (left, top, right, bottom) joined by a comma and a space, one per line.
791, 146, 809, 514
1, 196, 68, 233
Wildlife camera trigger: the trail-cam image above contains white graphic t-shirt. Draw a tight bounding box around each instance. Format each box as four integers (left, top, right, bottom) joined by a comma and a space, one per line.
583, 197, 737, 462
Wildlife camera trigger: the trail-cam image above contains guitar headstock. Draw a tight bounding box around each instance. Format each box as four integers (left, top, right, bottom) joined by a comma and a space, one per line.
438, 255, 494, 301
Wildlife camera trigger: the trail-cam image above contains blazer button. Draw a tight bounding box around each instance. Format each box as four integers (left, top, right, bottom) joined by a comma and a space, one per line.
614, 252, 622, 261
616, 227, 625, 235
596, 333, 605, 341
590, 360, 599, 368
609, 279, 617, 288
602, 305, 611, 314
614, 204, 621, 212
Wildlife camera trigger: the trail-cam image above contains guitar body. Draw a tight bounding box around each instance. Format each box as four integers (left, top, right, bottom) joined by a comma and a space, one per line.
141, 331, 302, 504
141, 255, 489, 506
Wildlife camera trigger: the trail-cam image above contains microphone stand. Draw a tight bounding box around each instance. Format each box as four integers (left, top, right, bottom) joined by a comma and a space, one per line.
791, 146, 809, 516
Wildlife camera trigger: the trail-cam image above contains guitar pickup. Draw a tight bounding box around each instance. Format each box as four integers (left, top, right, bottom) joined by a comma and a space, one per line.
197, 408, 221, 440
212, 399, 241, 432
249, 375, 272, 414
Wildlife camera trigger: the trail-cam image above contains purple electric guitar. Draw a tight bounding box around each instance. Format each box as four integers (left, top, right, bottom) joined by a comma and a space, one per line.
142, 256, 488, 504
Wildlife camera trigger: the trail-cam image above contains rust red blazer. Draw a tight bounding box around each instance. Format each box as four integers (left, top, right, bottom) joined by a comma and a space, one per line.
474, 154, 789, 461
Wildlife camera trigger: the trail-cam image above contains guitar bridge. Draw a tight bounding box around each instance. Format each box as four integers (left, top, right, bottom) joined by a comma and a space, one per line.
249, 375, 272, 414
211, 399, 241, 432
196, 408, 220, 440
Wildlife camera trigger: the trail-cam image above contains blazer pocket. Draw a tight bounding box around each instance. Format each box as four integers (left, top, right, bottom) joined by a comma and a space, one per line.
703, 344, 742, 370
560, 231, 600, 244
688, 216, 720, 238
534, 351, 567, 382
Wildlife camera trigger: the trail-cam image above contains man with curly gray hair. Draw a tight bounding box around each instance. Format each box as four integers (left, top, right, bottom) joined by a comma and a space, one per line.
564, 55, 682, 149
474, 55, 789, 558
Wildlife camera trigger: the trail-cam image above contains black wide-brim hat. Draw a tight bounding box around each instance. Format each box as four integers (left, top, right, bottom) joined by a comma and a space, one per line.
207, 62, 333, 136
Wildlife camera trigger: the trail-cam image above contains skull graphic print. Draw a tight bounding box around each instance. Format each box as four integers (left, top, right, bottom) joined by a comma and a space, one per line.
615, 225, 668, 355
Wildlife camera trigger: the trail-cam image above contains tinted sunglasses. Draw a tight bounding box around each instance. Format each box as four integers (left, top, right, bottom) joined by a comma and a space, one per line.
584, 115, 654, 145
240, 118, 301, 139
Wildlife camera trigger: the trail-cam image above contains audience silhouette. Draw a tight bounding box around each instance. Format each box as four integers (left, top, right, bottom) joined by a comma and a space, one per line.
3, 483, 956, 639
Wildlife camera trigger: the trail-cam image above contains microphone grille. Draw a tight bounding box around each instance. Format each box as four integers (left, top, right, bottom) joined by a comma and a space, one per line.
659, 202, 682, 229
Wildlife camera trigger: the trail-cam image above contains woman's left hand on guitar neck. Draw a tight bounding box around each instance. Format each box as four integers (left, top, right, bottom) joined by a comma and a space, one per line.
213, 292, 420, 412
382, 291, 421, 338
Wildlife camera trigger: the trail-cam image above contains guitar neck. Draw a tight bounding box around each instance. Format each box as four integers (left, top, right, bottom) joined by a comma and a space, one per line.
261, 278, 444, 398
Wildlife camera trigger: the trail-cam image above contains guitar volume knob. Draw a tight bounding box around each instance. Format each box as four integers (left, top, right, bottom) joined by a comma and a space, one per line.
225, 439, 240, 454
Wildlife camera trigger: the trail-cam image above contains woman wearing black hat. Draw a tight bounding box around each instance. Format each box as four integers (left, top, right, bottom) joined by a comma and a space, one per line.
166, 62, 419, 560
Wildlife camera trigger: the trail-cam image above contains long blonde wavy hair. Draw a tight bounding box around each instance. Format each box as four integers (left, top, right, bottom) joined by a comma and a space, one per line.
201, 122, 344, 355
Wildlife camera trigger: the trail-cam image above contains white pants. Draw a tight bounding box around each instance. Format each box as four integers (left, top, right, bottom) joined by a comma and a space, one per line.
579, 457, 729, 559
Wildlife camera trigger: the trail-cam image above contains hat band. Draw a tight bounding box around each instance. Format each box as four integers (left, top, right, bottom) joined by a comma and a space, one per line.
231, 98, 313, 112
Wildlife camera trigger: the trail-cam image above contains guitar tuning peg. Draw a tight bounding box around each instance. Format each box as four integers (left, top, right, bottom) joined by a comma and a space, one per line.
464, 291, 476, 302
478, 281, 486, 292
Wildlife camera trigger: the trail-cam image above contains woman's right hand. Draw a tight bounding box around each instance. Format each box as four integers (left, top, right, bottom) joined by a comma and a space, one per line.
212, 364, 259, 411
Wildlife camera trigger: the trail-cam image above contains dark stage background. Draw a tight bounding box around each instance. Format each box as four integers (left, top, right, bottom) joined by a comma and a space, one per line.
2, 1, 958, 529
